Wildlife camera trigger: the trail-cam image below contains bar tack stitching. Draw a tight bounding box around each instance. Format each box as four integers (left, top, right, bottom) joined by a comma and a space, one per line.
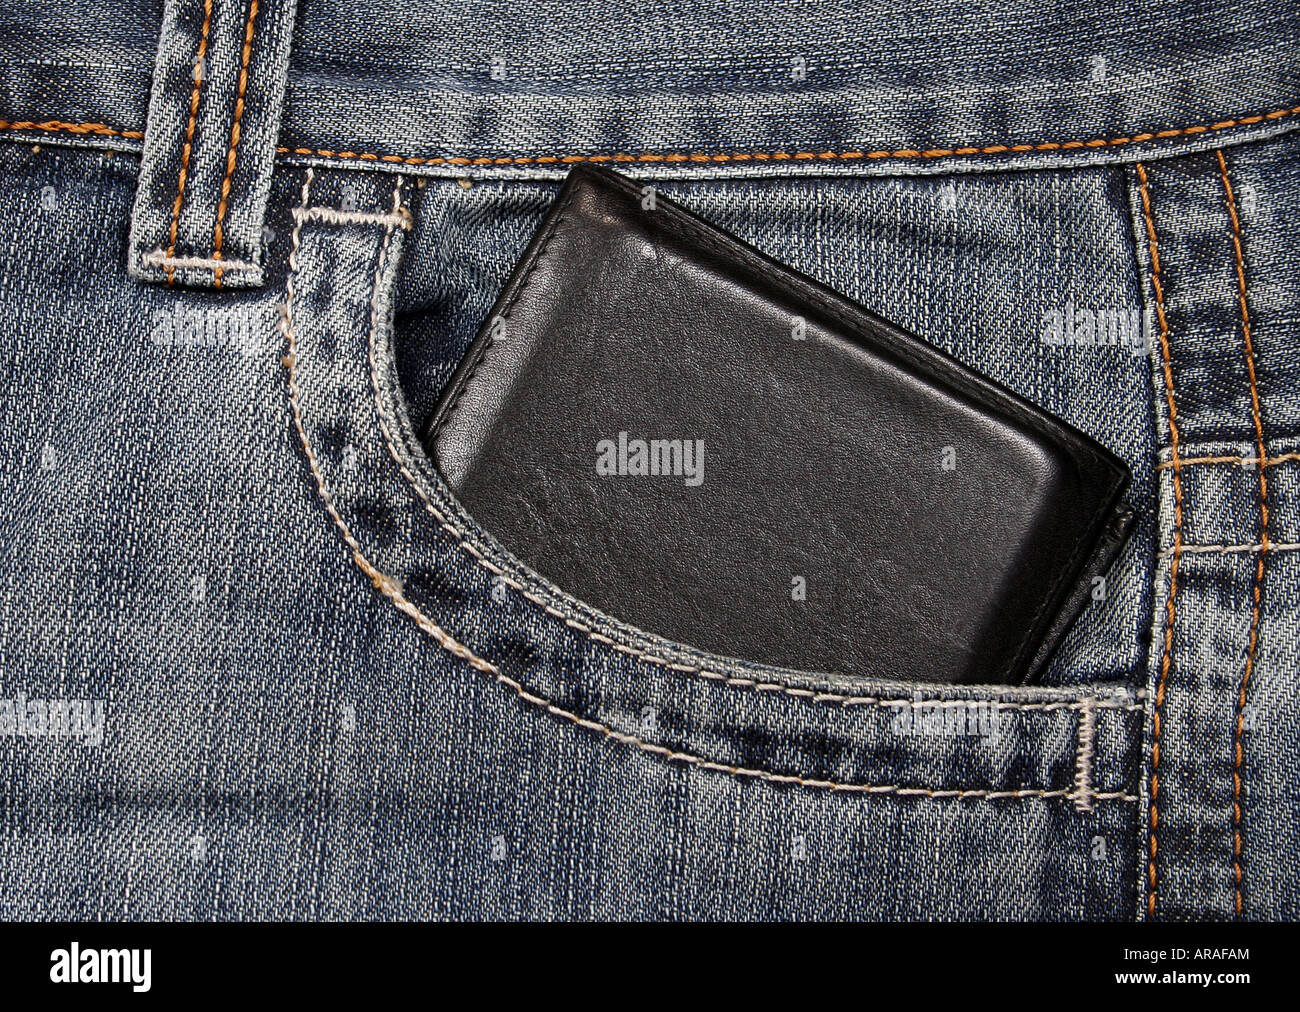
1071, 697, 1098, 812
1155, 451, 1300, 469
1217, 147, 1268, 920
1157, 541, 1299, 560
291, 205, 413, 229
211, 0, 261, 288
141, 248, 258, 272
282, 167, 1138, 802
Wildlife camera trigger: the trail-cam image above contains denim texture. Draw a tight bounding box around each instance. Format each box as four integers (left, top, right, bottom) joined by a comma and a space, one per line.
128, 0, 297, 288
0, 1, 1296, 920
1127, 144, 1300, 920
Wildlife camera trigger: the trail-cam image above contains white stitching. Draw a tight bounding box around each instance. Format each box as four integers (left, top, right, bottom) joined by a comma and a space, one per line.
1157, 541, 1300, 560
1070, 696, 1098, 812
292, 204, 413, 230
283, 167, 1137, 803
1155, 451, 1300, 469
141, 248, 259, 272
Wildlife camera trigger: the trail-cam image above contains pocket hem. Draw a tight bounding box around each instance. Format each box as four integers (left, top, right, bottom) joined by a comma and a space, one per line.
282, 164, 1145, 805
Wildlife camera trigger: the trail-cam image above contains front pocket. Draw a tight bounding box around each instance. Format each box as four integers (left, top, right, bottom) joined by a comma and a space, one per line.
276, 163, 1148, 819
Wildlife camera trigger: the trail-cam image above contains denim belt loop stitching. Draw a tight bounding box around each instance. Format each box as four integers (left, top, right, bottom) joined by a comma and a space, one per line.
1215, 147, 1270, 921
1132, 145, 1288, 921
126, 0, 297, 289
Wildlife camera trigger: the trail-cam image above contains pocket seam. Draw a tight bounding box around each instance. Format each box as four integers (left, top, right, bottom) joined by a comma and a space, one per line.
284, 166, 1140, 802
379, 181, 1143, 715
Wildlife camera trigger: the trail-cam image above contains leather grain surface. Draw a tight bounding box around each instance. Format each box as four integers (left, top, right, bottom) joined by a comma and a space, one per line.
424, 166, 1131, 684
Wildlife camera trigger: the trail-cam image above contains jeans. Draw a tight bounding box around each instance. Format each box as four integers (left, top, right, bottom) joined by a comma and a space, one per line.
0, 0, 1297, 920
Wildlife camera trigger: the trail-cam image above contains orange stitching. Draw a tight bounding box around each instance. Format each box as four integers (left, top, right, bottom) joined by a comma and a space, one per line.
280, 167, 1137, 803
1138, 160, 1184, 922
1217, 148, 1268, 920
211, 0, 261, 289
5, 101, 1299, 170
272, 102, 1300, 168
0, 119, 143, 140
1155, 451, 1300, 469
163, 0, 215, 286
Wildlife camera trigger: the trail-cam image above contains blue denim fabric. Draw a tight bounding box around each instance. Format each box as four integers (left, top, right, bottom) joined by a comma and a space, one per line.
0, 2, 1296, 920
127, 0, 297, 288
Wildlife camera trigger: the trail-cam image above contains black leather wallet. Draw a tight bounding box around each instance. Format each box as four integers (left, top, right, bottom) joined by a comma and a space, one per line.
423, 166, 1132, 684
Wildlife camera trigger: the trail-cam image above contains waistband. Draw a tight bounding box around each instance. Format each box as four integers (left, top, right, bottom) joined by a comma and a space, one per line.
2, 0, 1298, 288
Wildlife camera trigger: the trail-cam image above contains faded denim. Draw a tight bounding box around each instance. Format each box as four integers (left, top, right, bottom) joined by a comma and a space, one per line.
0, 1, 1296, 920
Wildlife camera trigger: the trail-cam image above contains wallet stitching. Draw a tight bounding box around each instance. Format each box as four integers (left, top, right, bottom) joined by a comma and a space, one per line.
429, 181, 583, 446
591, 170, 1126, 681
284, 168, 1139, 800
389, 178, 1143, 716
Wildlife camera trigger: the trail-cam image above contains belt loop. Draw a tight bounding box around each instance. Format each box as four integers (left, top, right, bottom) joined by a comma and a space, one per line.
128, 0, 298, 289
